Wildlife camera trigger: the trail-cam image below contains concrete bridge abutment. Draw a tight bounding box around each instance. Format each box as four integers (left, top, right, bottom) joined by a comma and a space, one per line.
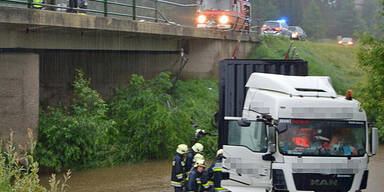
0, 53, 39, 147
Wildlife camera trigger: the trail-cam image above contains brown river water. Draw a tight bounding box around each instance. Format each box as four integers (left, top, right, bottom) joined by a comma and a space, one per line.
40, 145, 384, 192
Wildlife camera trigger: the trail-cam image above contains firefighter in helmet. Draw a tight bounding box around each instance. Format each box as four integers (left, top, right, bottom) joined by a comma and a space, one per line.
186, 143, 204, 175
171, 144, 188, 192
186, 159, 206, 192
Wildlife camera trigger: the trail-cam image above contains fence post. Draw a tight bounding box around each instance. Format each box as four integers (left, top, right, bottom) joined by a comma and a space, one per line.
154, 0, 158, 22
132, 0, 136, 20
104, 0, 108, 17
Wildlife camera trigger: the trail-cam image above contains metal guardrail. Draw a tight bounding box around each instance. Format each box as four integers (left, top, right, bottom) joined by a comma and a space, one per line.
0, 0, 197, 24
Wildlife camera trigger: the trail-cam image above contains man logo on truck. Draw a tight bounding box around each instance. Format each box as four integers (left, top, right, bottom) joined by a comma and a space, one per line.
310, 179, 338, 186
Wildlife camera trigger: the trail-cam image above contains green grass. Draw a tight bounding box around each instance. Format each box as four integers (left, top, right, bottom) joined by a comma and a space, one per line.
248, 37, 362, 94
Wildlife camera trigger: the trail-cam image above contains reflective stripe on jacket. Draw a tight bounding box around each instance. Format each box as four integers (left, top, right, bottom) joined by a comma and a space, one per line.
171, 152, 185, 187
32, 0, 43, 8
185, 167, 203, 192
208, 155, 224, 189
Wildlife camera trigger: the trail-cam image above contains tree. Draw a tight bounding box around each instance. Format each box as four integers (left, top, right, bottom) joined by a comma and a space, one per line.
274, 0, 304, 26
356, 34, 384, 142
361, 0, 383, 37
251, 0, 279, 26
302, 0, 325, 39
334, 0, 361, 37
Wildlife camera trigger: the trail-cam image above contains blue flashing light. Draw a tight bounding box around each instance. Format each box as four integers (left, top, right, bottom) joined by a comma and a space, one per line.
278, 17, 288, 24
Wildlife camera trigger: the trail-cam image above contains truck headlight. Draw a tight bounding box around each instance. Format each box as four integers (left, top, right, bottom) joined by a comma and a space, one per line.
219, 15, 229, 24
197, 15, 207, 24
273, 169, 288, 191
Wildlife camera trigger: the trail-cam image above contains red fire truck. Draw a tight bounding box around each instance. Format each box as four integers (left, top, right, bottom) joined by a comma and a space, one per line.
196, 0, 251, 31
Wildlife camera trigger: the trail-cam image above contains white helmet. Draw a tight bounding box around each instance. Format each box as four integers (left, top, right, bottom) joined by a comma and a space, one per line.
194, 159, 206, 168
216, 149, 224, 157
193, 153, 205, 163
176, 144, 188, 154
192, 143, 204, 153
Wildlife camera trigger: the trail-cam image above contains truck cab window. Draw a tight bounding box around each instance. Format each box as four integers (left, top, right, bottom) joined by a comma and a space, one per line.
278, 119, 366, 157
228, 121, 268, 152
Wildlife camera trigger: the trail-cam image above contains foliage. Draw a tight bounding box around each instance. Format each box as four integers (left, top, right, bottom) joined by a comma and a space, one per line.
251, 0, 279, 26
302, 0, 325, 39
36, 70, 118, 171
356, 33, 384, 142
109, 73, 192, 162
0, 130, 70, 192
252, 0, 378, 39
37, 70, 220, 170
361, 0, 384, 37
173, 79, 219, 159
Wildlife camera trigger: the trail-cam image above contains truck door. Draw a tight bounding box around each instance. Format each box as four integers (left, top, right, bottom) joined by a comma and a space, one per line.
221, 117, 272, 191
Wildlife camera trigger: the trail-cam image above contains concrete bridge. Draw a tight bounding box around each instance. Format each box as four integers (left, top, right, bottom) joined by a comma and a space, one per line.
0, 6, 259, 146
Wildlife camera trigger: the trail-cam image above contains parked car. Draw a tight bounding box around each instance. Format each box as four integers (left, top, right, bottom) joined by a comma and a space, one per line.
288, 26, 307, 40
261, 20, 291, 38
338, 37, 354, 46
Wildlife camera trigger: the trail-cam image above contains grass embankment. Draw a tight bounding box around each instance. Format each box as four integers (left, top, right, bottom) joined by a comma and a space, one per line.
248, 37, 363, 94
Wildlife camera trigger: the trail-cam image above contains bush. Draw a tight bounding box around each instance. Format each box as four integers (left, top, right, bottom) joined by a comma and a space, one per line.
36, 71, 220, 171
173, 79, 219, 159
36, 70, 118, 171
109, 73, 192, 161
0, 130, 70, 192
356, 34, 384, 142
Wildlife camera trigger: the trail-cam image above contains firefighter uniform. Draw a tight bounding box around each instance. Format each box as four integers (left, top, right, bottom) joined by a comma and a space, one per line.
78, 0, 88, 15
201, 169, 212, 191
186, 159, 206, 192
208, 149, 228, 192
32, 0, 43, 9
186, 143, 204, 175
171, 144, 188, 192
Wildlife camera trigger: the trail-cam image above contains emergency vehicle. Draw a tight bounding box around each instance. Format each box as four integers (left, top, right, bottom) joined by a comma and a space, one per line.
216, 60, 379, 192
196, 0, 251, 30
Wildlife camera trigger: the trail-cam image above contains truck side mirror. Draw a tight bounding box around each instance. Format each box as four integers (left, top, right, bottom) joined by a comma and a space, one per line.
276, 124, 288, 134
372, 127, 379, 156
237, 118, 251, 127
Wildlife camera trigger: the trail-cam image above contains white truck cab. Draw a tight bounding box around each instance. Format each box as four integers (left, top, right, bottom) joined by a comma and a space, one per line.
221, 73, 379, 192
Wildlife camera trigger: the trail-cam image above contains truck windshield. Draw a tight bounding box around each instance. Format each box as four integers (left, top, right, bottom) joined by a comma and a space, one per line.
228, 121, 268, 152
278, 119, 366, 157
200, 0, 232, 11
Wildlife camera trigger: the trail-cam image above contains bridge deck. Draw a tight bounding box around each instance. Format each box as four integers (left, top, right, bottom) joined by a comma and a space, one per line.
0, 6, 259, 43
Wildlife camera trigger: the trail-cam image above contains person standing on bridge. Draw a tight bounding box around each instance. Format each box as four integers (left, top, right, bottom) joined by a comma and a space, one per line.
171, 144, 188, 192
186, 143, 204, 176
78, 0, 88, 15
67, 0, 78, 13
30, 0, 44, 9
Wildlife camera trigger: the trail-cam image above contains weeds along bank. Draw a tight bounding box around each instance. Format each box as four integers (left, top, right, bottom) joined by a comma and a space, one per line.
249, 36, 362, 94
0, 129, 70, 191
36, 70, 219, 171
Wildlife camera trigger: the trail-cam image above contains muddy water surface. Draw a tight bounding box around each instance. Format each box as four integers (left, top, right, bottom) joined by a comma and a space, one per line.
41, 145, 384, 192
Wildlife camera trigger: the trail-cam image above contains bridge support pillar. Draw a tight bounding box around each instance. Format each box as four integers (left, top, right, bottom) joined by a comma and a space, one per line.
183, 39, 254, 78
0, 53, 39, 148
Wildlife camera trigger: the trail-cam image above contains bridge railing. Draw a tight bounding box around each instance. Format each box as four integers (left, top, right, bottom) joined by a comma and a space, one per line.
0, 0, 197, 24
